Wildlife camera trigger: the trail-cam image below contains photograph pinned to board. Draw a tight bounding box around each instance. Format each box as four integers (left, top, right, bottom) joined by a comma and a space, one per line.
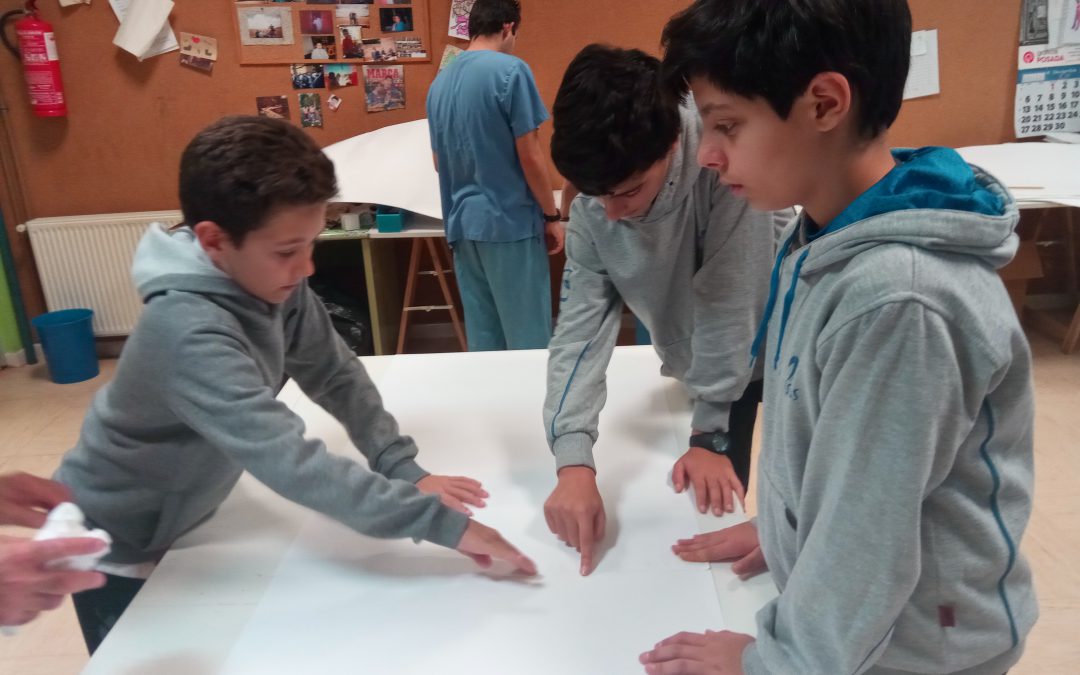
363, 37, 399, 62
291, 63, 325, 89
299, 92, 324, 128
328, 94, 344, 112
337, 4, 371, 28
439, 44, 463, 70
339, 26, 364, 58
326, 64, 359, 88
364, 64, 405, 112
180, 32, 218, 60
299, 10, 334, 35
448, 0, 476, 40
395, 36, 426, 59
237, 5, 293, 46
1062, 0, 1080, 45
179, 53, 214, 72
380, 7, 413, 32
256, 95, 290, 120
179, 31, 217, 72
303, 35, 336, 59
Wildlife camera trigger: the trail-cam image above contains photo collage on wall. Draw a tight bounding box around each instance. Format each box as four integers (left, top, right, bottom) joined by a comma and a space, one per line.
243, 1, 430, 125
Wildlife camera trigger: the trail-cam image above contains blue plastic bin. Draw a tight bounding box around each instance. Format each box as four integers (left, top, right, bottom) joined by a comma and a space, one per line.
375, 206, 410, 233
31, 309, 99, 384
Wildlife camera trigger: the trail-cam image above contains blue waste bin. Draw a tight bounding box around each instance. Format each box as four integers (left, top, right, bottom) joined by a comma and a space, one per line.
31, 309, 99, 384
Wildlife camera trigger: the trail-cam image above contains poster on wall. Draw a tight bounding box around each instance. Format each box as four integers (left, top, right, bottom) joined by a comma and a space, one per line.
1015, 0, 1080, 137
364, 64, 405, 112
448, 0, 476, 40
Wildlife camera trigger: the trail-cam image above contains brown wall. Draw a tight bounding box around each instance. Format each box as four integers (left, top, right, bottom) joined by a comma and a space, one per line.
0, 0, 1025, 319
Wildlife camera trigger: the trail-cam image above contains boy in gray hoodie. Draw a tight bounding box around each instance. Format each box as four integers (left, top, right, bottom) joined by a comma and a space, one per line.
55, 116, 536, 654
542, 45, 783, 576
641, 1, 1038, 674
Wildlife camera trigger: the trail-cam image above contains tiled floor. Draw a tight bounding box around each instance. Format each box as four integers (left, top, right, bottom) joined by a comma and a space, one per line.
0, 333, 1077, 673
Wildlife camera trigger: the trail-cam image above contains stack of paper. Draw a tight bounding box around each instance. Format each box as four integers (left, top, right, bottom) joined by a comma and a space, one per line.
957, 143, 1080, 208
110, 0, 178, 61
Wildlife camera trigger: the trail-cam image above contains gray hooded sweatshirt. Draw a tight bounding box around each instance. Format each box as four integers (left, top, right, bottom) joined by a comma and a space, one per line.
543, 104, 784, 471
55, 224, 468, 564
745, 147, 1037, 674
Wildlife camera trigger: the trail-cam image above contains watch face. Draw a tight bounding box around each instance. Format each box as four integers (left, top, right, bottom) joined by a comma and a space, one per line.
713, 433, 730, 454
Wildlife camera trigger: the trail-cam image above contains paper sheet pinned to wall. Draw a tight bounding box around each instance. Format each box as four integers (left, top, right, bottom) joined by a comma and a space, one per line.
110, 0, 178, 61
903, 30, 940, 100
322, 119, 443, 218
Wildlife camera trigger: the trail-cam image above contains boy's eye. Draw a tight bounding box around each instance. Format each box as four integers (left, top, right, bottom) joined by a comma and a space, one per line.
714, 123, 737, 136
276, 250, 299, 259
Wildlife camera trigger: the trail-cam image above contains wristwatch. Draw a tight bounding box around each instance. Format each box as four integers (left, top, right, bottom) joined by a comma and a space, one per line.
543, 208, 562, 223
689, 430, 731, 455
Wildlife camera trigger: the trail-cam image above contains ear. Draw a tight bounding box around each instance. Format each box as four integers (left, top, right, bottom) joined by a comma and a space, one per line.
193, 221, 232, 260
803, 72, 852, 133
503, 22, 516, 38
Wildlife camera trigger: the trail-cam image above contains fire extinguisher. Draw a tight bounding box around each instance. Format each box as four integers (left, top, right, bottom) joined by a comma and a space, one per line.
1, 1, 67, 117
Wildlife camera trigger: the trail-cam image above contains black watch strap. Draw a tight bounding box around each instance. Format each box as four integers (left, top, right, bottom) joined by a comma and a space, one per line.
689, 431, 731, 455
543, 208, 561, 222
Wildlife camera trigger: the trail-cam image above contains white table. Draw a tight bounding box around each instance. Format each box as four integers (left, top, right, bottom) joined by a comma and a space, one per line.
81, 347, 777, 674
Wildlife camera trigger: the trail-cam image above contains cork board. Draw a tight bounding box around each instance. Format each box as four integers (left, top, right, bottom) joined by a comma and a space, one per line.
0, 0, 1030, 321
233, 1, 433, 66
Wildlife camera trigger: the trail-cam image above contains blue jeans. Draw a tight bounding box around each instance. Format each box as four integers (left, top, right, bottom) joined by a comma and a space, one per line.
451, 236, 552, 351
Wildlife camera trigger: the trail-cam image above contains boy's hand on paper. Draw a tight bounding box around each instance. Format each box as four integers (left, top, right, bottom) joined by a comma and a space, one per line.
456, 520, 537, 576
0, 473, 73, 529
416, 475, 489, 517
543, 466, 605, 576
671, 521, 766, 579
0, 536, 106, 626
672, 448, 745, 515
639, 630, 754, 674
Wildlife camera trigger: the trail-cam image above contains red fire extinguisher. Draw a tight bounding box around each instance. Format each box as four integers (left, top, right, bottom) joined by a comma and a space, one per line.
1, 1, 67, 117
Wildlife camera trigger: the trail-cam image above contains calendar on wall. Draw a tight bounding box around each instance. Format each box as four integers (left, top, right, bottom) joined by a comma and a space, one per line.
1015, 0, 1080, 138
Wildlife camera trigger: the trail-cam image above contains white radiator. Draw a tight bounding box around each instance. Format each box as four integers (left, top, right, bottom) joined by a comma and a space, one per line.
24, 210, 183, 336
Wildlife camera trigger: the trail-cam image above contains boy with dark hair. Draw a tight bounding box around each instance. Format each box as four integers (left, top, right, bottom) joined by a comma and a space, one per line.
55, 116, 536, 654
542, 44, 783, 576
426, 0, 563, 352
640, 1, 1038, 673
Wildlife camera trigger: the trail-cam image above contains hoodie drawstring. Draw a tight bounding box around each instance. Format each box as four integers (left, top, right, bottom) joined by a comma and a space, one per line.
773, 247, 809, 370
750, 228, 799, 368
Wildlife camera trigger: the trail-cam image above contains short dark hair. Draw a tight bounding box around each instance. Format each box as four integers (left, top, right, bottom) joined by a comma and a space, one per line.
468, 0, 521, 38
661, 0, 912, 140
179, 116, 337, 245
551, 45, 681, 196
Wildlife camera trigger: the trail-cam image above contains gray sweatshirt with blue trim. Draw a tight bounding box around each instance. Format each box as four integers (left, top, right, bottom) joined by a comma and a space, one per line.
746, 148, 1037, 674
55, 224, 468, 564
543, 104, 784, 470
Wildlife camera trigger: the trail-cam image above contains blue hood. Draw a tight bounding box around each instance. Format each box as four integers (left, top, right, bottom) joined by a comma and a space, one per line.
750, 146, 1019, 369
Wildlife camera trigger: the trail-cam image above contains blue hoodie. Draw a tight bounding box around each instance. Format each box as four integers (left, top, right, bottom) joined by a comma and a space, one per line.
744, 148, 1038, 675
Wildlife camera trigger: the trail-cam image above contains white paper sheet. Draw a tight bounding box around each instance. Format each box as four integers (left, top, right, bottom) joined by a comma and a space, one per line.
221, 349, 725, 674
110, 0, 177, 61
957, 143, 1080, 205
903, 30, 940, 100
322, 119, 443, 218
